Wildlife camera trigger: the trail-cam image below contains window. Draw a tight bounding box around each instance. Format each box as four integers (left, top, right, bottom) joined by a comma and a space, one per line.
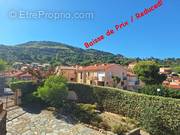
90, 80, 93, 84
109, 72, 112, 77
80, 72, 83, 79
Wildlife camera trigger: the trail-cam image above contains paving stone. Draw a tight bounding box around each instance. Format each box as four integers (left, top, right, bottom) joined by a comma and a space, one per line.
6, 107, 113, 135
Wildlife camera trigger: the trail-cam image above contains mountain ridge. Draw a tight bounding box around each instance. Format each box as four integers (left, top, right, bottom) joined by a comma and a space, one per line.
0, 41, 179, 67
0, 41, 126, 65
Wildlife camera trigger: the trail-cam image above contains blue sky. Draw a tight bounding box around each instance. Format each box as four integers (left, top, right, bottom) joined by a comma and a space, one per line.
0, 0, 180, 58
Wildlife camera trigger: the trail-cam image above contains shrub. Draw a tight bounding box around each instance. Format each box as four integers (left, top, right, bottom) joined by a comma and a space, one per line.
64, 103, 102, 124
112, 124, 128, 135
139, 85, 180, 98
68, 83, 180, 135
138, 84, 169, 96
10, 80, 39, 93
0, 59, 7, 71
133, 61, 166, 85
167, 89, 180, 99
98, 121, 111, 131
10, 81, 41, 104
37, 75, 68, 107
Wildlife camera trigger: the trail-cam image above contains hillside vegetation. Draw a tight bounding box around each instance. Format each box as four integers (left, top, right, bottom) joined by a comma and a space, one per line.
0, 41, 179, 67
0, 41, 129, 66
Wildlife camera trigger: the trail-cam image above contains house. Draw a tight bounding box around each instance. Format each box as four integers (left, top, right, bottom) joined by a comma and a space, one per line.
160, 67, 172, 74
128, 62, 137, 71
77, 64, 128, 88
5, 71, 34, 81
12, 62, 23, 70
55, 66, 77, 82
163, 76, 180, 90
127, 72, 139, 90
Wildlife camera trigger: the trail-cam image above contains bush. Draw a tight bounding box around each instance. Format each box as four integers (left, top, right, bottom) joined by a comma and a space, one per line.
37, 75, 68, 107
167, 89, 180, 99
98, 121, 111, 131
10, 81, 41, 104
112, 124, 128, 135
133, 61, 166, 85
139, 85, 180, 98
63, 103, 102, 124
10, 80, 39, 93
138, 84, 169, 96
68, 83, 180, 135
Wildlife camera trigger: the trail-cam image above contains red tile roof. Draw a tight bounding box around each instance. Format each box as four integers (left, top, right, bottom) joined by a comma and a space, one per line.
127, 72, 137, 77
5, 71, 32, 78
78, 64, 117, 71
168, 85, 180, 89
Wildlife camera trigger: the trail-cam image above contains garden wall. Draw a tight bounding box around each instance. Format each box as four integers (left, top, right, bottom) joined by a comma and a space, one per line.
68, 83, 180, 135
0, 102, 7, 135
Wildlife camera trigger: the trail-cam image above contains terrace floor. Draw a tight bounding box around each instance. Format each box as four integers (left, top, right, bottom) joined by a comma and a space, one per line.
6, 106, 109, 135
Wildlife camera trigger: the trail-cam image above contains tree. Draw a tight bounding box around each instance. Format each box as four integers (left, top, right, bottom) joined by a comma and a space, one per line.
173, 66, 180, 74
26, 67, 54, 82
36, 75, 68, 107
138, 85, 169, 97
0, 59, 7, 71
112, 76, 121, 87
133, 61, 166, 85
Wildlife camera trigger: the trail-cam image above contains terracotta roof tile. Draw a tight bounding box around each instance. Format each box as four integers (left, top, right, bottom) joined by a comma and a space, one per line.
78, 64, 116, 71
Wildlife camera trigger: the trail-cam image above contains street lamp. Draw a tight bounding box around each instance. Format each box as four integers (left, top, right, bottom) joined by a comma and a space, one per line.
157, 88, 161, 92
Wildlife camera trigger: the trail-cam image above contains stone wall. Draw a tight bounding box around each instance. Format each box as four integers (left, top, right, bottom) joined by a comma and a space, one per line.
0, 75, 5, 96
0, 102, 6, 135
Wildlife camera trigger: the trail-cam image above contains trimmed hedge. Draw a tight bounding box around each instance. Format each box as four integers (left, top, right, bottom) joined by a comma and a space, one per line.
68, 83, 180, 135
10, 81, 42, 104
10, 81, 39, 95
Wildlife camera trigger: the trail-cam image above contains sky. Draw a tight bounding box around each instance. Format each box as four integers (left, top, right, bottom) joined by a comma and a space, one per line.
0, 0, 180, 58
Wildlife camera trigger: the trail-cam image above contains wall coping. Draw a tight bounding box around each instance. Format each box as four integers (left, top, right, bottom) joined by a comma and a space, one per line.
0, 101, 3, 113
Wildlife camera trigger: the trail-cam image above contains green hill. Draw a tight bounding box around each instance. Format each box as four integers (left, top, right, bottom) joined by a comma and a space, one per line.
0, 41, 179, 67
0, 41, 131, 66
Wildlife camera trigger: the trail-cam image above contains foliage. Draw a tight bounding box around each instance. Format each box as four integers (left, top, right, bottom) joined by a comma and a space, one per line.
138, 85, 170, 97
9, 80, 41, 104
68, 83, 180, 135
0, 59, 7, 71
167, 89, 180, 99
36, 75, 68, 107
63, 103, 102, 124
98, 121, 111, 131
112, 76, 121, 87
112, 124, 128, 135
0, 41, 132, 66
1, 42, 179, 67
26, 66, 54, 82
138, 85, 180, 98
173, 66, 180, 74
10, 80, 39, 93
133, 61, 166, 85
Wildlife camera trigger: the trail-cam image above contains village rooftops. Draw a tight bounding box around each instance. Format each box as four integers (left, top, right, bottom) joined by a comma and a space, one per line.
127, 72, 137, 77
58, 66, 77, 70
78, 64, 124, 71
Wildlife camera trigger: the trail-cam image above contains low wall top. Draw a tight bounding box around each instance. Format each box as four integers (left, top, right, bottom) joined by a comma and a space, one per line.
0, 101, 3, 113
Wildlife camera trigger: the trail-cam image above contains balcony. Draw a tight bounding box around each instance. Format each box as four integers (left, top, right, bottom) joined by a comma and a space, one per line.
98, 76, 105, 82
123, 76, 127, 80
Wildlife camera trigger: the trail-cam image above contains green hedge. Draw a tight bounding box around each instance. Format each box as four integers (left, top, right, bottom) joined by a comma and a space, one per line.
68, 83, 180, 135
10, 81, 42, 104
10, 81, 39, 95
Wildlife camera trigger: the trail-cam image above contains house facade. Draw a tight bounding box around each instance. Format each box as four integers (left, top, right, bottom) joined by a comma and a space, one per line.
127, 72, 139, 90
5, 71, 34, 81
160, 67, 172, 74
55, 66, 77, 82
77, 64, 128, 88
